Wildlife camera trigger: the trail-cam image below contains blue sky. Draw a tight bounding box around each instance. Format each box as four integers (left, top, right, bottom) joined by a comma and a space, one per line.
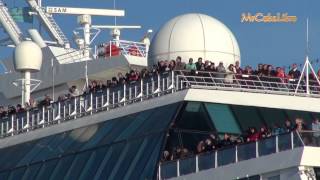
1, 0, 320, 71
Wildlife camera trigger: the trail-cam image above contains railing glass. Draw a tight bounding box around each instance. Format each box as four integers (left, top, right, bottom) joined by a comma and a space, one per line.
158, 131, 305, 179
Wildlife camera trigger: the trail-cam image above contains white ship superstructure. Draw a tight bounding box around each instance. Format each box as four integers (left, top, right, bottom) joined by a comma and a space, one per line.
0, 1, 319, 180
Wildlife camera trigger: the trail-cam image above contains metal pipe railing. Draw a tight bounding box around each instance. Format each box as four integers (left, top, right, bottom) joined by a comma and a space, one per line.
1, 70, 320, 139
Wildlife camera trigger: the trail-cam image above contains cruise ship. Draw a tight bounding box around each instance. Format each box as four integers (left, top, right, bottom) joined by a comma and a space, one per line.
0, 1, 320, 180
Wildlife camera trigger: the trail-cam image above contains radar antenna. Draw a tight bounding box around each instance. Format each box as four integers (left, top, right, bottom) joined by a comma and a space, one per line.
294, 18, 320, 95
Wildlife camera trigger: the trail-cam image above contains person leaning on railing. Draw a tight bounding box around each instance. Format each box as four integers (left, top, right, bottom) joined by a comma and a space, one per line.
312, 118, 320, 146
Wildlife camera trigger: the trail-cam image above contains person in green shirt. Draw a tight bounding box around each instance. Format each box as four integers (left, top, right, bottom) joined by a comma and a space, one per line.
185, 58, 197, 71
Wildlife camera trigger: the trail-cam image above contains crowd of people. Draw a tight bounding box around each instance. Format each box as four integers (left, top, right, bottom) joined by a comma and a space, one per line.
0, 56, 319, 120
161, 117, 320, 162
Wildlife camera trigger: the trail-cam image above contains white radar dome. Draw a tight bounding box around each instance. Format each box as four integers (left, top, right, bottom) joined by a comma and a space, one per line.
149, 13, 241, 67
14, 41, 43, 72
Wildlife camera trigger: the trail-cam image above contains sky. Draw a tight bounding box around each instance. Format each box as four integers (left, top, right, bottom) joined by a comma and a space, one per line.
1, 0, 320, 71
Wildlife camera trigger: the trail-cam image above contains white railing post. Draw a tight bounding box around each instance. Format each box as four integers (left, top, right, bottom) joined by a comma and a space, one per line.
196, 155, 199, 172
291, 131, 294, 149
123, 84, 126, 106
152, 80, 155, 94
158, 164, 161, 180
112, 92, 115, 108
215, 151, 218, 168
171, 71, 175, 93
256, 141, 259, 158
146, 82, 149, 97
157, 74, 161, 96
117, 90, 121, 104
177, 160, 180, 177
176, 75, 179, 91
276, 135, 279, 153
134, 85, 137, 98
140, 79, 143, 101
129, 87, 132, 101
90, 93, 93, 114
74, 97, 77, 118
235, 146, 238, 163
106, 88, 110, 110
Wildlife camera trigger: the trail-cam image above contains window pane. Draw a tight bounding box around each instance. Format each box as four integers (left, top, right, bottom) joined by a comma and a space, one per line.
35, 159, 59, 180
286, 110, 313, 126
21, 163, 42, 180
205, 103, 241, 134
258, 108, 287, 128
49, 154, 76, 180
231, 105, 264, 131
8, 167, 26, 180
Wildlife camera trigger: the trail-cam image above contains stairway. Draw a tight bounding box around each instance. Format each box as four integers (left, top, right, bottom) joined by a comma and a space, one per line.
0, 0, 24, 45
26, 0, 69, 47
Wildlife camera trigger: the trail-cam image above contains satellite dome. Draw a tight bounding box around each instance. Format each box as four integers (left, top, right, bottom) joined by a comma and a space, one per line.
14, 41, 43, 72
149, 13, 240, 67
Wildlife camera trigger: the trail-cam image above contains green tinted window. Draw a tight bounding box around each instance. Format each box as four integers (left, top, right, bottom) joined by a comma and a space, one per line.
286, 110, 313, 125
205, 103, 241, 134
231, 105, 264, 131
258, 108, 287, 127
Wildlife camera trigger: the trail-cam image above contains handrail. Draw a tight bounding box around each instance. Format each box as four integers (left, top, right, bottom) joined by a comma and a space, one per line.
1, 70, 320, 140
158, 131, 306, 179
0, 72, 176, 138
96, 40, 147, 58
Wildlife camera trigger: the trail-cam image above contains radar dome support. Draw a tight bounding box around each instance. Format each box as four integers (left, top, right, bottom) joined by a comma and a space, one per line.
13, 41, 43, 106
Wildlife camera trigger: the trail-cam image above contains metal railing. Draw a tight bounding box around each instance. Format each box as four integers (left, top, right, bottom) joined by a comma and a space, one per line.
175, 70, 320, 97
158, 131, 306, 179
0, 72, 176, 138
96, 40, 147, 58
1, 70, 320, 139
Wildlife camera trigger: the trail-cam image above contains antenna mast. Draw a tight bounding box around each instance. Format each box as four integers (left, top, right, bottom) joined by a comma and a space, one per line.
294, 18, 320, 95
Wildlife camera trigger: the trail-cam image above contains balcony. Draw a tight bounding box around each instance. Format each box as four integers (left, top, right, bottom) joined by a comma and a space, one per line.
158, 131, 320, 179
1, 70, 320, 139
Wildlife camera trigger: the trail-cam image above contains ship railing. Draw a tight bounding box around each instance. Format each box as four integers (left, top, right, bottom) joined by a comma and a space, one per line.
96, 40, 147, 58
0, 72, 177, 138
174, 70, 320, 97
158, 131, 306, 179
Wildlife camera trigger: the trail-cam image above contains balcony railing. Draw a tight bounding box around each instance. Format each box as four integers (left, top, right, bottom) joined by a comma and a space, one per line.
0, 70, 319, 139
175, 70, 320, 98
96, 40, 147, 58
158, 131, 310, 179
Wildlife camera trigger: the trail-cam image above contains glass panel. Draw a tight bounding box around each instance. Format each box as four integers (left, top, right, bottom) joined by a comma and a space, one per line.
160, 161, 177, 179
205, 103, 241, 134
128, 134, 164, 180
231, 105, 264, 131
299, 131, 314, 146
278, 133, 292, 151
64, 150, 92, 180
21, 163, 42, 180
78, 146, 110, 180
293, 131, 304, 148
237, 142, 256, 161
110, 139, 144, 180
35, 159, 59, 180
217, 147, 235, 166
198, 152, 215, 170
258, 136, 276, 156
177, 102, 213, 131
258, 108, 287, 128
49, 154, 76, 180
8, 167, 26, 180
179, 157, 196, 176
